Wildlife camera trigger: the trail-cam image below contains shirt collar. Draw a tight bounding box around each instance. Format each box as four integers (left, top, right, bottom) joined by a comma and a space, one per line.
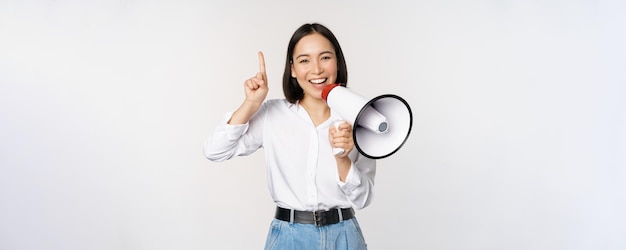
289, 99, 344, 127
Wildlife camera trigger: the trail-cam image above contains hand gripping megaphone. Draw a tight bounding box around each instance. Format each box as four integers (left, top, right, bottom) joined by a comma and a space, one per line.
322, 84, 413, 159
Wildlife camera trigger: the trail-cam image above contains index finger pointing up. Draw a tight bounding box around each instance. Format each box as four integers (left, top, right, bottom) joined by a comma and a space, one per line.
258, 51, 266, 75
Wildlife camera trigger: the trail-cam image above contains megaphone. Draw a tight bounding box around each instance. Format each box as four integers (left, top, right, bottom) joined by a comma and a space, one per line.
322, 84, 413, 159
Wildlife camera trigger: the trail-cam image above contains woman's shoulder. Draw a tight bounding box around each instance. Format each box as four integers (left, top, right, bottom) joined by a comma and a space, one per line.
259, 99, 297, 117
263, 98, 292, 108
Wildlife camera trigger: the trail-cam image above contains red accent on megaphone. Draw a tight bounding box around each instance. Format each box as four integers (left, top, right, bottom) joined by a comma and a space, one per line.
321, 83, 341, 102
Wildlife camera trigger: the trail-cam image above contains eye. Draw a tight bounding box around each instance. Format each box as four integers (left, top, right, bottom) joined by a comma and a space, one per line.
298, 59, 309, 64
321, 56, 332, 61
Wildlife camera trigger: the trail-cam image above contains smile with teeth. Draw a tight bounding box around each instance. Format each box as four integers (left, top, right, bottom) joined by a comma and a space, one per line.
309, 78, 327, 84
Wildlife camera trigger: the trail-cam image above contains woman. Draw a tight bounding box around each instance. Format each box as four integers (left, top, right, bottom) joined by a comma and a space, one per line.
204, 23, 375, 249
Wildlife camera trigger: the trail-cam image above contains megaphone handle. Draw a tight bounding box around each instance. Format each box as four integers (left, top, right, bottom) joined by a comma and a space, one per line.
333, 147, 345, 156
332, 120, 345, 156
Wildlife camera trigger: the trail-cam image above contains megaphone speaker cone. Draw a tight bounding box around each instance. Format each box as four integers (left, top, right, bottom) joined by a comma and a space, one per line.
322, 84, 413, 159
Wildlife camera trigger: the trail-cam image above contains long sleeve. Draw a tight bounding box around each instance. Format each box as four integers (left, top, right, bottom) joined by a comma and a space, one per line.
338, 154, 376, 210
203, 111, 264, 162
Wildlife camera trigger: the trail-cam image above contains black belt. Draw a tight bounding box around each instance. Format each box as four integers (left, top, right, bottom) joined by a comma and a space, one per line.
274, 207, 355, 227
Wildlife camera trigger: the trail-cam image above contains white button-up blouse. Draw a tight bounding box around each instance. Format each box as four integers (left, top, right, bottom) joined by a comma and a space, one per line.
204, 99, 376, 211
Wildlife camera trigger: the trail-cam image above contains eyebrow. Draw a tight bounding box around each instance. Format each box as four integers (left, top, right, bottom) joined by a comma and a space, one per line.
295, 50, 335, 60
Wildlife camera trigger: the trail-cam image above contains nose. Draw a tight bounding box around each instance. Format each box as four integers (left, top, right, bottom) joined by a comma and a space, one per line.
312, 60, 323, 74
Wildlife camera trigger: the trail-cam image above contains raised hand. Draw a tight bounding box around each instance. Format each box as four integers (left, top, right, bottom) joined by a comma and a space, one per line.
243, 51, 269, 105
228, 52, 269, 125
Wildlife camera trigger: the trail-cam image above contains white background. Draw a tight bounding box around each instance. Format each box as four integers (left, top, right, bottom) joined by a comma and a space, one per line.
1, 0, 624, 249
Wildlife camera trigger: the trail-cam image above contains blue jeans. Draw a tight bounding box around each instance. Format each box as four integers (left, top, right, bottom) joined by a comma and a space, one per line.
264, 218, 367, 250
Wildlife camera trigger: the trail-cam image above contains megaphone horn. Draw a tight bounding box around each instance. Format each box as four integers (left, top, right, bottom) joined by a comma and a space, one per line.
322, 84, 413, 159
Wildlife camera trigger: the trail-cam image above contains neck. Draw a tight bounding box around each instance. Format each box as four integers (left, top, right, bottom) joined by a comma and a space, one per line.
300, 97, 330, 126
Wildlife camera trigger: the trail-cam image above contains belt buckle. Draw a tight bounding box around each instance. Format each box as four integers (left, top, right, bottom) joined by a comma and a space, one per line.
313, 210, 325, 227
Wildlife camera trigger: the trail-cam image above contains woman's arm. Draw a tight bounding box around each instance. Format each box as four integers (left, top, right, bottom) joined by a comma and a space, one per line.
204, 52, 268, 161
329, 121, 376, 209
229, 51, 268, 125
339, 155, 376, 210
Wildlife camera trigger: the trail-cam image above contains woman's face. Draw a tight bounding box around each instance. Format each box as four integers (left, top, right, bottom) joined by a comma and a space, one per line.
291, 33, 338, 101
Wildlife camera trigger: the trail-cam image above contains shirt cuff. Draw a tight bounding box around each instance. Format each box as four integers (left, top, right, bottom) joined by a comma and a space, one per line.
218, 112, 249, 140
338, 162, 362, 191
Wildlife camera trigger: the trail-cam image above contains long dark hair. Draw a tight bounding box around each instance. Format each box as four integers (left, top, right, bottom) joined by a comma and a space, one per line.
282, 23, 348, 103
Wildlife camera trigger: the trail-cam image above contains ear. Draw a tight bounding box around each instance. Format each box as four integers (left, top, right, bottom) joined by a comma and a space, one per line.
290, 64, 296, 78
